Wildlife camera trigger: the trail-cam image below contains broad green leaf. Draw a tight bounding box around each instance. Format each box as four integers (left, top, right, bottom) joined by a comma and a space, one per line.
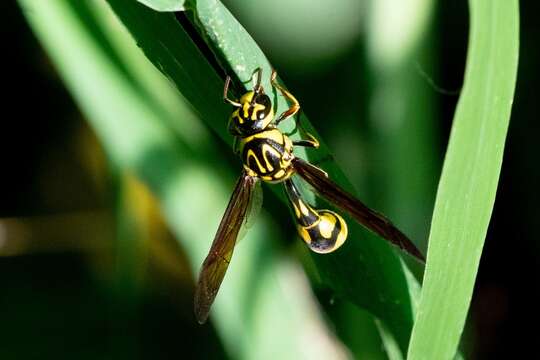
106, 0, 422, 353
17, 0, 349, 359
408, 1, 519, 359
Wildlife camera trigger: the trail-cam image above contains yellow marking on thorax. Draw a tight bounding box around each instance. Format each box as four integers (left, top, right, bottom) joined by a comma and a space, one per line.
242, 128, 284, 144
264, 129, 285, 143
273, 169, 286, 179
246, 149, 267, 173
261, 144, 281, 172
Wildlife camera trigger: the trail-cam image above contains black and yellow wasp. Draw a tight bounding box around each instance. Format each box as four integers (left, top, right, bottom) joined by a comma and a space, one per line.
194, 68, 424, 324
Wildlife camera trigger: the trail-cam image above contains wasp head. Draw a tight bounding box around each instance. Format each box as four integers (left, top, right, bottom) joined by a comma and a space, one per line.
226, 69, 275, 136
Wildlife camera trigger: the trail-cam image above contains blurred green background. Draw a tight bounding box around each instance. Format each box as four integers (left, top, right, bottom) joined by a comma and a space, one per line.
0, 0, 532, 359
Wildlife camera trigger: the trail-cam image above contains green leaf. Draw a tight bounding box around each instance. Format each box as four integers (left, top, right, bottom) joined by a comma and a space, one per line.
407, 1, 519, 359
135, 0, 186, 12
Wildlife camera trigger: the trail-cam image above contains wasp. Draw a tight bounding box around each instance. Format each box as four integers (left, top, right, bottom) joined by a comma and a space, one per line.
194, 68, 424, 324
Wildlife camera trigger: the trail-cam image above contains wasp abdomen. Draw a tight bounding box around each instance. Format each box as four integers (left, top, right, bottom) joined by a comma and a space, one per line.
297, 210, 348, 254
285, 180, 348, 253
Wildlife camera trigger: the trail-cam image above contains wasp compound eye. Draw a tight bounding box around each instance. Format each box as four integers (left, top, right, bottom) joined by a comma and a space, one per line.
254, 94, 271, 120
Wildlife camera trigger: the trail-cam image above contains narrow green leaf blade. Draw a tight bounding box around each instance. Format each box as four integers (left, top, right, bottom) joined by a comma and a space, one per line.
136, 0, 186, 12
408, 1, 519, 359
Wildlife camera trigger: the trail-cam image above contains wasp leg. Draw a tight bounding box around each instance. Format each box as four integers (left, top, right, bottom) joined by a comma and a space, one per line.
306, 154, 334, 168
294, 110, 320, 149
271, 70, 300, 125
293, 131, 320, 149
224, 76, 241, 107
271, 70, 320, 149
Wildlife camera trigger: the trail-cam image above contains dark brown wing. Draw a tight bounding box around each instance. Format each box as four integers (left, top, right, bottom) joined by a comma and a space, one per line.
293, 158, 425, 262
194, 171, 259, 324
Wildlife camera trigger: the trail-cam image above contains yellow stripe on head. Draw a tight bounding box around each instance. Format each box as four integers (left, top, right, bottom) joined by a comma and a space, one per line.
240, 91, 255, 104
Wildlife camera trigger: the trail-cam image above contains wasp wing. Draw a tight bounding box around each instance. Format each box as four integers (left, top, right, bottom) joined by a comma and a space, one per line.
237, 180, 262, 241
293, 158, 425, 262
194, 172, 259, 324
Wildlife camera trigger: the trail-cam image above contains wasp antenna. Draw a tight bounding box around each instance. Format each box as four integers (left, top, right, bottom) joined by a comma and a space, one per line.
223, 76, 242, 107
252, 67, 263, 94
